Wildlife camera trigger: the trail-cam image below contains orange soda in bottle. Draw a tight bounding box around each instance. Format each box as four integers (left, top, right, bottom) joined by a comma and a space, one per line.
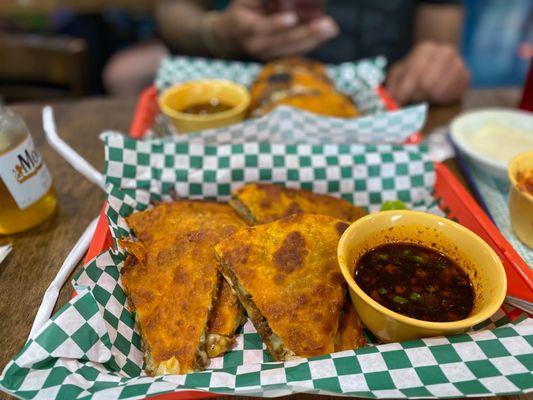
0, 107, 57, 234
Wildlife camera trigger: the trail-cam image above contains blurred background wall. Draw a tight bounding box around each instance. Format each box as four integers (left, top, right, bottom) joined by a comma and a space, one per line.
462, 0, 532, 87
0, 0, 531, 102
0, 0, 157, 101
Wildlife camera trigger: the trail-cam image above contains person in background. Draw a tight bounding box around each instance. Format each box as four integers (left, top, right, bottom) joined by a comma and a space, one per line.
152, 0, 470, 105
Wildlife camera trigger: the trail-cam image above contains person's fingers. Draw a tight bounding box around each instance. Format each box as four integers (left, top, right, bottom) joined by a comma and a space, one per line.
392, 62, 423, 105
385, 62, 407, 101
388, 42, 469, 105
393, 70, 419, 106
416, 44, 469, 104
393, 43, 438, 104
430, 57, 470, 104
243, 16, 338, 59
307, 16, 340, 39
408, 88, 427, 104
419, 45, 457, 96
233, 6, 298, 35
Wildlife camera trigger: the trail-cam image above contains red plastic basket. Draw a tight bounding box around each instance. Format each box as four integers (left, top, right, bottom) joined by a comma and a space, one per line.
87, 84, 533, 300
81, 85, 532, 400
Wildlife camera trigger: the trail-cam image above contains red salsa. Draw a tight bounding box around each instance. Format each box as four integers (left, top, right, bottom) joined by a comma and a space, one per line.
355, 243, 474, 322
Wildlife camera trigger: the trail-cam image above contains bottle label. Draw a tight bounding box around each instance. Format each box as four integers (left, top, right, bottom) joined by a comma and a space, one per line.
0, 135, 52, 210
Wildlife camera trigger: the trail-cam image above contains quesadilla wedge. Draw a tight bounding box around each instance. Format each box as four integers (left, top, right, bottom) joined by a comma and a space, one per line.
335, 299, 367, 351
215, 213, 364, 360
206, 279, 245, 358
121, 201, 246, 375
229, 183, 367, 225
248, 57, 359, 118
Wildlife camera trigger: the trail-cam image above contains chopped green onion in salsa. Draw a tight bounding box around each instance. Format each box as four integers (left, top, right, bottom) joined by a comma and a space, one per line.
355, 243, 474, 322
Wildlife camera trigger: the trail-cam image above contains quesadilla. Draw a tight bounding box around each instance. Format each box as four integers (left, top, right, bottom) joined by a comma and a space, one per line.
335, 299, 367, 351
121, 201, 246, 375
230, 183, 367, 225
206, 279, 245, 358
248, 57, 359, 118
215, 213, 365, 360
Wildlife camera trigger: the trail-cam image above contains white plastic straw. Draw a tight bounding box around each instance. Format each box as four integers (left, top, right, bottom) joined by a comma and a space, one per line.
32, 107, 104, 339
0, 244, 12, 265
42, 106, 105, 190
28, 217, 98, 339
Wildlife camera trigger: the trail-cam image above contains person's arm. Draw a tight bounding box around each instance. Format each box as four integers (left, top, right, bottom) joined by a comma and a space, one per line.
156, 1, 216, 56
414, 3, 463, 45
386, 2, 470, 105
155, 0, 339, 60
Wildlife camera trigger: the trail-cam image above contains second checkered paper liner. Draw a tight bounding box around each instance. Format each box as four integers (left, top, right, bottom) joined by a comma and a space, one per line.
150, 56, 426, 141
155, 56, 387, 115
1, 133, 531, 400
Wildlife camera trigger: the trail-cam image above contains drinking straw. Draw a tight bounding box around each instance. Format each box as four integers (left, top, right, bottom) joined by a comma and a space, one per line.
0, 244, 12, 265
42, 106, 105, 190
27, 107, 105, 340
28, 217, 98, 339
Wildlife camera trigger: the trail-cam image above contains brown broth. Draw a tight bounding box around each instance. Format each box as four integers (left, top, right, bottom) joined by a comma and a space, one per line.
354, 243, 474, 322
180, 100, 233, 115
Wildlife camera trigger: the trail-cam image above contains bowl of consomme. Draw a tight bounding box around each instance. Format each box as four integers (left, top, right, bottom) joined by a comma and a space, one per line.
338, 210, 507, 343
508, 151, 533, 248
159, 79, 250, 134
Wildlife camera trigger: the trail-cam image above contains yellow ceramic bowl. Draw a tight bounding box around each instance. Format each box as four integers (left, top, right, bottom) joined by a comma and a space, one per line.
158, 79, 250, 134
338, 210, 507, 343
508, 151, 533, 248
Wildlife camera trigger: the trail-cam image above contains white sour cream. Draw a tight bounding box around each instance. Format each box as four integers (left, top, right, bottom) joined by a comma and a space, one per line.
465, 122, 533, 163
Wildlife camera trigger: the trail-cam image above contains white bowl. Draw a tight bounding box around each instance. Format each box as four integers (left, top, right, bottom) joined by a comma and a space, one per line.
449, 108, 533, 181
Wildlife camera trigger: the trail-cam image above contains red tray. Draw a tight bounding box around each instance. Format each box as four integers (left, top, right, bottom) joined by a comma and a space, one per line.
81, 85, 532, 400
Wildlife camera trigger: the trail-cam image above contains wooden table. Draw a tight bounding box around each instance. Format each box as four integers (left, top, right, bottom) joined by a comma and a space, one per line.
0, 89, 526, 400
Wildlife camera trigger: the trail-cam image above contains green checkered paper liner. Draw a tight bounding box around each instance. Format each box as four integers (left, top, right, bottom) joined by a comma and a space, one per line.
1, 135, 532, 399
152, 56, 426, 142
149, 104, 427, 146
155, 56, 386, 115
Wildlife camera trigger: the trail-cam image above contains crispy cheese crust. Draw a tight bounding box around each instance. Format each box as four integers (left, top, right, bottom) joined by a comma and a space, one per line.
230, 183, 367, 225
121, 201, 246, 375
249, 57, 359, 118
215, 213, 352, 360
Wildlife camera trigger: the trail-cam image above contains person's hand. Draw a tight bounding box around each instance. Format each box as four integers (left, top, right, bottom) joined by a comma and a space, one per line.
211, 0, 339, 60
386, 41, 470, 105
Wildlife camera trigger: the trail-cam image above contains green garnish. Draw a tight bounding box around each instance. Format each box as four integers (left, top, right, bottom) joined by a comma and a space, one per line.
411, 255, 424, 263
378, 288, 387, 295
393, 295, 408, 304
380, 200, 407, 211
410, 292, 421, 301
377, 254, 388, 261
427, 285, 437, 293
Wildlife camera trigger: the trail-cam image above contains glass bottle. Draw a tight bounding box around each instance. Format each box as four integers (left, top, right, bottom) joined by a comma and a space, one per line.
0, 107, 57, 234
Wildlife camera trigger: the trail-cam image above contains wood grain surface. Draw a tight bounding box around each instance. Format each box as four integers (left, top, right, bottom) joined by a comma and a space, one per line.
0, 89, 525, 400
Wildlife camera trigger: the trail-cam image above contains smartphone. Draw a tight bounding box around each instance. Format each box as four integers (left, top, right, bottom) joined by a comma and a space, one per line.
263, 0, 326, 23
